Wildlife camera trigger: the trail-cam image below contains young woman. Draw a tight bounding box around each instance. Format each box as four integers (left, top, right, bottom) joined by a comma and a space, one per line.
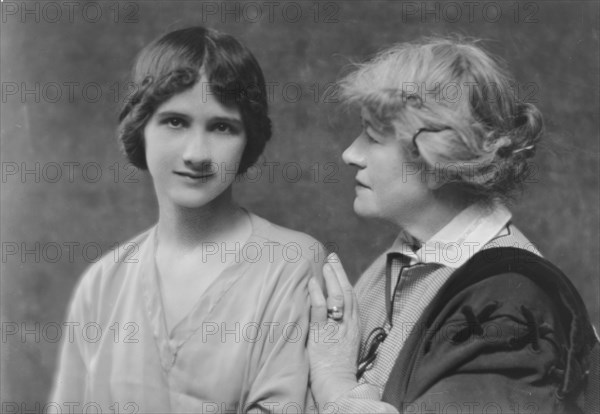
307, 38, 597, 413
51, 27, 323, 413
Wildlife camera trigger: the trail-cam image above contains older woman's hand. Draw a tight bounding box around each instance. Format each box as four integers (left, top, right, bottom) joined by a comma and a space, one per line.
307, 253, 360, 407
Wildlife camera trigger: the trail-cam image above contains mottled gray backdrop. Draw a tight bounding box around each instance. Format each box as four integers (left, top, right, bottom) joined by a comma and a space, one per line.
1, 0, 598, 408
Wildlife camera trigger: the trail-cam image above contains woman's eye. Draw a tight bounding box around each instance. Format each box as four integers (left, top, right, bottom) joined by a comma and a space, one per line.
216, 123, 230, 132
364, 130, 378, 144
212, 122, 236, 134
164, 117, 186, 128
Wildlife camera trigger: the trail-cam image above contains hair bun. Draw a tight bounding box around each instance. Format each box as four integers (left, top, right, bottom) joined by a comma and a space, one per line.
511, 102, 543, 158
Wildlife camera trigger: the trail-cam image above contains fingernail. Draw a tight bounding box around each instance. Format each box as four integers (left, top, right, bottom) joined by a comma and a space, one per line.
327, 252, 339, 263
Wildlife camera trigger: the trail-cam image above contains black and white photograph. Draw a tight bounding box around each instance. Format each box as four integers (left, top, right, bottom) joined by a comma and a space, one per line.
1, 1, 599, 412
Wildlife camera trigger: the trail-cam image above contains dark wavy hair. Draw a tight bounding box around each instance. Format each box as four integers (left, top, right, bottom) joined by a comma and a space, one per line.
118, 26, 272, 174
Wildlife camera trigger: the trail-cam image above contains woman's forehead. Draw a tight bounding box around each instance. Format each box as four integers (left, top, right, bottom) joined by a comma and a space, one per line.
157, 81, 243, 120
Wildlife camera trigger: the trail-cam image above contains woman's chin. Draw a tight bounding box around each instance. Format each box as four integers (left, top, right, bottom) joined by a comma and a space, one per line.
162, 184, 234, 210
353, 199, 375, 218
168, 193, 216, 210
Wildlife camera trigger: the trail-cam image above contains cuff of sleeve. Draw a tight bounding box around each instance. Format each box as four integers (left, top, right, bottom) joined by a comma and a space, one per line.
329, 383, 398, 414
343, 383, 382, 400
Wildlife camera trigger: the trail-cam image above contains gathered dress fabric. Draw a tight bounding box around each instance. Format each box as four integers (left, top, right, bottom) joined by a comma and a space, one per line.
51, 213, 325, 413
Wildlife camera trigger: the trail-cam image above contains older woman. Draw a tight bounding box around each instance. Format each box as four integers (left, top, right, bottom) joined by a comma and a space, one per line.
51, 26, 323, 413
308, 38, 597, 413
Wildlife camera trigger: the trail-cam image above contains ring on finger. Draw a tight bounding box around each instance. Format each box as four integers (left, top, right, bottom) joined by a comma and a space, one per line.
327, 306, 344, 321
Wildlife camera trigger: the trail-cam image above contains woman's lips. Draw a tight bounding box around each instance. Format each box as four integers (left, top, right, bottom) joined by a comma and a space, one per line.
355, 179, 369, 188
174, 171, 216, 180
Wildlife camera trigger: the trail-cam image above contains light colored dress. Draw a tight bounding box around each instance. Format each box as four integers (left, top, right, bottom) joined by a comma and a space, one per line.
51, 212, 324, 413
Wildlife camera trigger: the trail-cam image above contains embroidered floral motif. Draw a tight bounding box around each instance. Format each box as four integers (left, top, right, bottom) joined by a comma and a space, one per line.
508, 305, 554, 352
451, 301, 500, 343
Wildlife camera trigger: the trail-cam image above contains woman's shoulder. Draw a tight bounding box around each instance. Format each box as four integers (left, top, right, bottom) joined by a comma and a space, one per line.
71, 227, 156, 299
86, 226, 154, 272
483, 223, 541, 255
246, 212, 327, 268
426, 248, 588, 347
402, 258, 595, 408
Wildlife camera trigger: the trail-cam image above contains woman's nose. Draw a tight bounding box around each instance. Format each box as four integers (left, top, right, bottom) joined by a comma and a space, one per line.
182, 129, 211, 167
342, 136, 365, 168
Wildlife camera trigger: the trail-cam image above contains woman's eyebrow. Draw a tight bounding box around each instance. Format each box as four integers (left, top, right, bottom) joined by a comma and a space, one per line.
154, 110, 191, 119
209, 116, 244, 127
364, 119, 383, 134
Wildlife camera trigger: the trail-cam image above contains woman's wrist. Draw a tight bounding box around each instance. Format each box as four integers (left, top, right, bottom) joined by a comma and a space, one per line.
312, 373, 358, 407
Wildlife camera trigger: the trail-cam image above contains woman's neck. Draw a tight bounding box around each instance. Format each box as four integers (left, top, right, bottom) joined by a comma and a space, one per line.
155, 189, 247, 251
397, 188, 472, 244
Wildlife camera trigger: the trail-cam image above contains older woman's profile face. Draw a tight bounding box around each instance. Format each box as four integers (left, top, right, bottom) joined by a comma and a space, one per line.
143, 77, 247, 209
341, 108, 432, 226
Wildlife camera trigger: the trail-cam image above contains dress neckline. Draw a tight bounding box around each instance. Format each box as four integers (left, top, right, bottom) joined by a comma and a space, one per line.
141, 209, 265, 371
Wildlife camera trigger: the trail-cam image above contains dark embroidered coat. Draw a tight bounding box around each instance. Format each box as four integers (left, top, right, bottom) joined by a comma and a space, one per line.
382, 248, 598, 413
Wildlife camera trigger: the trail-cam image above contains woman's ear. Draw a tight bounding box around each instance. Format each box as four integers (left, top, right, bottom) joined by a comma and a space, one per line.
424, 166, 446, 190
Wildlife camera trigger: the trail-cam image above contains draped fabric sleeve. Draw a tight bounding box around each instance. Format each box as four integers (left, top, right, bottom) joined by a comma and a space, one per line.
243, 241, 326, 413
386, 272, 577, 413
327, 384, 399, 413
49, 261, 101, 407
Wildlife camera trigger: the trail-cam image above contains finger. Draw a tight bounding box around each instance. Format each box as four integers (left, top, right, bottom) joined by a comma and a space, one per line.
327, 253, 354, 317
323, 262, 344, 319
308, 278, 327, 324
351, 291, 360, 322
